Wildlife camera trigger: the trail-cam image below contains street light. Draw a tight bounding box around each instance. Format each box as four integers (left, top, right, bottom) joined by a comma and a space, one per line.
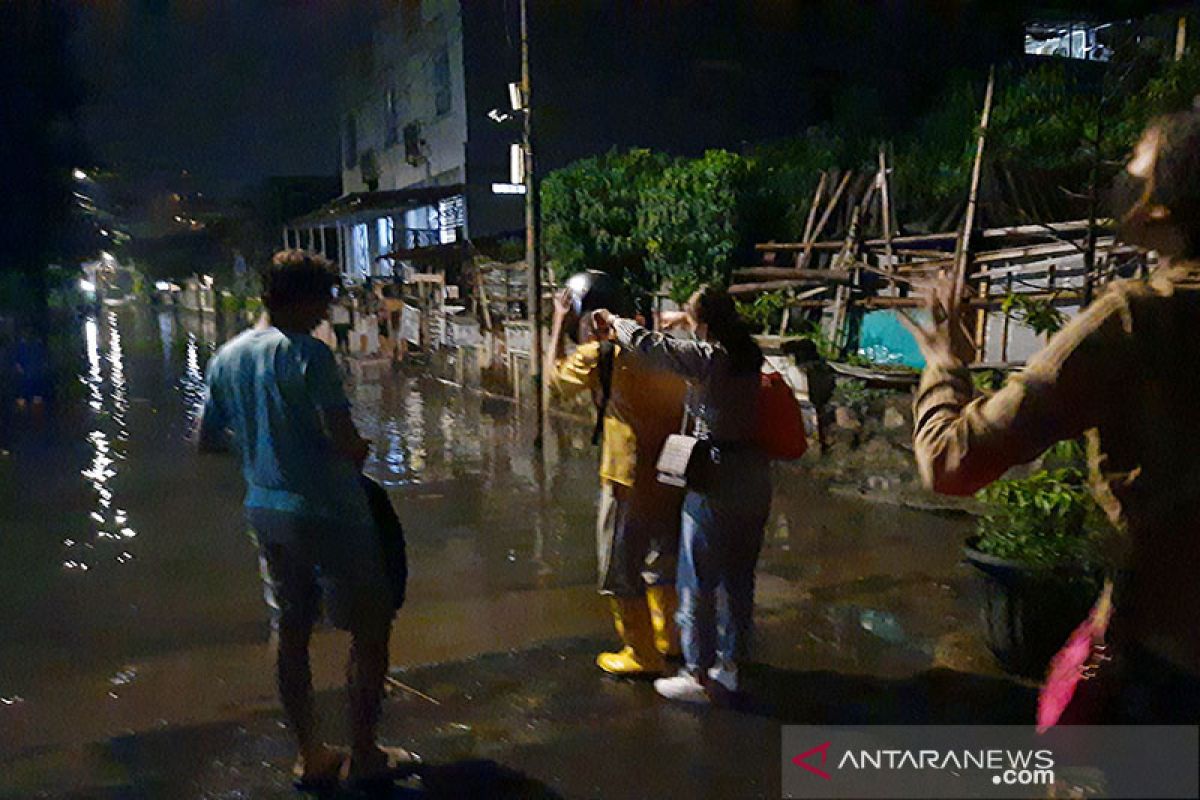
72, 168, 88, 181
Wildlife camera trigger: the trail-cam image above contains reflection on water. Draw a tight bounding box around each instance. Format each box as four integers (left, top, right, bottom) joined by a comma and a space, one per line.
67, 312, 137, 573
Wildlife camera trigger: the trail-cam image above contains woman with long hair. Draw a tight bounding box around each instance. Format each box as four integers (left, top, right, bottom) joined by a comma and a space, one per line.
591, 285, 770, 704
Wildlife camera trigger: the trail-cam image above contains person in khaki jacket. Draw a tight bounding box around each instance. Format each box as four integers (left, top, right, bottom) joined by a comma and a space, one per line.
548, 272, 687, 675
902, 110, 1200, 723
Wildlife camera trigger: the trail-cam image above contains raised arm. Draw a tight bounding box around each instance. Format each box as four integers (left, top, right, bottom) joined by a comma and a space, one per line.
598, 313, 715, 382
910, 288, 1132, 496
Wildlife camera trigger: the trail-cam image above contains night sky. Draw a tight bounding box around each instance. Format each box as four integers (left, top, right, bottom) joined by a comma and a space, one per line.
71, 0, 381, 197
64, 0, 1167, 200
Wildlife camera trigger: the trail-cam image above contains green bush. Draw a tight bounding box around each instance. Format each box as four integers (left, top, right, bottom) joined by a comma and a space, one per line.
736, 290, 789, 333
749, 128, 848, 239
639, 150, 757, 301
542, 148, 674, 295
220, 292, 245, 316
975, 441, 1113, 568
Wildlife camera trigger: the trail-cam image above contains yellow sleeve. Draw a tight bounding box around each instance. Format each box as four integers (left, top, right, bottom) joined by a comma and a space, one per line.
553, 341, 601, 397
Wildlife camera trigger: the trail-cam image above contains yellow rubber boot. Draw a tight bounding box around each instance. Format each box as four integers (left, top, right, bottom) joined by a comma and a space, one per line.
646, 584, 681, 657
596, 596, 666, 675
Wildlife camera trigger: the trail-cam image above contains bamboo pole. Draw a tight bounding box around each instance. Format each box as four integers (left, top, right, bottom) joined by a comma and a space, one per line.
795, 172, 828, 268
956, 67, 995, 362
1000, 273, 1012, 362
800, 170, 853, 269
878, 145, 895, 272
825, 182, 877, 347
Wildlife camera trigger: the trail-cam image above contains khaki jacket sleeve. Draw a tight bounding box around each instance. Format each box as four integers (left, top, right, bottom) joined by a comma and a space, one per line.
914, 290, 1133, 496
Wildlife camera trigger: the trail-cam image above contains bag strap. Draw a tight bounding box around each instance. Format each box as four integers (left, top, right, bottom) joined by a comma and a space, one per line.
591, 340, 616, 445
679, 384, 694, 435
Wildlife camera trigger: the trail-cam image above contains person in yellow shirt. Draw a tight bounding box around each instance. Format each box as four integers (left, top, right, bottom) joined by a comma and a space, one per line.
549, 272, 687, 675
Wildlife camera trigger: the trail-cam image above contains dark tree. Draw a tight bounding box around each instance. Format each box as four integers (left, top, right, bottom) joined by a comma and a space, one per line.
0, 1, 87, 311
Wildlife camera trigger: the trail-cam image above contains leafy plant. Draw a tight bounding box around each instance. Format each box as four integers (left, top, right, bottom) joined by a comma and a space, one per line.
1001, 293, 1067, 337
736, 290, 789, 333
975, 440, 1112, 568
639, 149, 756, 301
220, 292, 245, 316
541, 148, 673, 296
831, 378, 890, 417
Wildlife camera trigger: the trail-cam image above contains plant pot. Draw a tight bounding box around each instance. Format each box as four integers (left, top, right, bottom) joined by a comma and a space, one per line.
963, 536, 1101, 678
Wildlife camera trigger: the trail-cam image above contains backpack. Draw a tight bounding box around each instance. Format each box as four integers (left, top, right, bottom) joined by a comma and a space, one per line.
591, 340, 616, 445
360, 475, 408, 610
756, 370, 808, 460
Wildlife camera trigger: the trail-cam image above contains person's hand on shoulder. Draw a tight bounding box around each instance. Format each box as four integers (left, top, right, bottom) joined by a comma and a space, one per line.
590, 308, 616, 340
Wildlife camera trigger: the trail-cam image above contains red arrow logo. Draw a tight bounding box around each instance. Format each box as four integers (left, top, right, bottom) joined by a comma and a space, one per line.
792, 741, 832, 780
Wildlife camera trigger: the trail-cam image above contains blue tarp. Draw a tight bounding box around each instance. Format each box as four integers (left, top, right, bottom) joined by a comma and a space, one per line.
856, 310, 928, 368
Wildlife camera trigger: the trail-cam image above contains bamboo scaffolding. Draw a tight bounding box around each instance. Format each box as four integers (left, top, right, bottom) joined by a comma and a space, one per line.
878, 146, 895, 271
795, 172, 828, 268
800, 170, 853, 269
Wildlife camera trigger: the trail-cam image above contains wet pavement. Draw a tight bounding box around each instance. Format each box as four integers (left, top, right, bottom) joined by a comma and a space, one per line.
0, 306, 1032, 799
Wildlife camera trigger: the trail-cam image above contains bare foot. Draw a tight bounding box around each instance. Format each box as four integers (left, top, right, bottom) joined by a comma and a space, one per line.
346, 744, 421, 785
292, 744, 348, 791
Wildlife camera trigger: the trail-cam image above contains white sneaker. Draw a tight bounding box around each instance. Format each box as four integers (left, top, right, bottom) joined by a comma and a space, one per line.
707, 662, 739, 693
653, 672, 711, 704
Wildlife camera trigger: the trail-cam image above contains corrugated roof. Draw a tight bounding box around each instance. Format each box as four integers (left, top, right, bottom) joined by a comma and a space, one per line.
288, 184, 465, 228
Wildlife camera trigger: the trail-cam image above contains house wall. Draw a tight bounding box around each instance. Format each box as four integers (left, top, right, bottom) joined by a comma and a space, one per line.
341, 0, 468, 197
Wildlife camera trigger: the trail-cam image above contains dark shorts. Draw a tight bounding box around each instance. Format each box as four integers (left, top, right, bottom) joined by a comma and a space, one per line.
248, 508, 393, 633
596, 480, 682, 597
333, 324, 352, 347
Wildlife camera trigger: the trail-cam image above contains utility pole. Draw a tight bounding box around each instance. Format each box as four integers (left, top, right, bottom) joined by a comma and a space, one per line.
520, 0, 545, 446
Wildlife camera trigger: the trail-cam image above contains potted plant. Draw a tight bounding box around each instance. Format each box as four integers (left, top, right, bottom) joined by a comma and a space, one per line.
964, 440, 1114, 677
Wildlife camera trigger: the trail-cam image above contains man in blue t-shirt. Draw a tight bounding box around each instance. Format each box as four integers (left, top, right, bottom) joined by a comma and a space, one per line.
198, 250, 403, 787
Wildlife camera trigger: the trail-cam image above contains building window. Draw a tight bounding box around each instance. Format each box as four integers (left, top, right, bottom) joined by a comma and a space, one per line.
433, 45, 452, 117
384, 89, 399, 148
403, 122, 425, 165
378, 216, 395, 256
404, 205, 439, 249
438, 195, 465, 244
343, 114, 358, 170
1024, 21, 1114, 61
352, 223, 370, 276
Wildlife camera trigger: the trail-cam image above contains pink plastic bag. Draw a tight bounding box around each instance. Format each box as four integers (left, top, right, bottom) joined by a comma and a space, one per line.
1036, 580, 1114, 733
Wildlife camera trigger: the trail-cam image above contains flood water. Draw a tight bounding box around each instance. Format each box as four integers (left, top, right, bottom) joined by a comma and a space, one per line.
0, 305, 983, 773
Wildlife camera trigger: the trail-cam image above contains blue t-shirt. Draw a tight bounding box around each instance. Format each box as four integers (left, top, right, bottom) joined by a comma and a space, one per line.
203, 327, 372, 526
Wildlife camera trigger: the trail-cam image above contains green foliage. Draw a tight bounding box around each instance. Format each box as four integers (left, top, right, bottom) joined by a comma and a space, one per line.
892, 81, 979, 226
542, 148, 673, 295
975, 440, 1111, 568
971, 369, 1003, 394
991, 64, 1100, 170
640, 150, 756, 300
831, 378, 890, 417
219, 292, 245, 316
1001, 293, 1067, 337
749, 129, 848, 238
736, 290, 789, 333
